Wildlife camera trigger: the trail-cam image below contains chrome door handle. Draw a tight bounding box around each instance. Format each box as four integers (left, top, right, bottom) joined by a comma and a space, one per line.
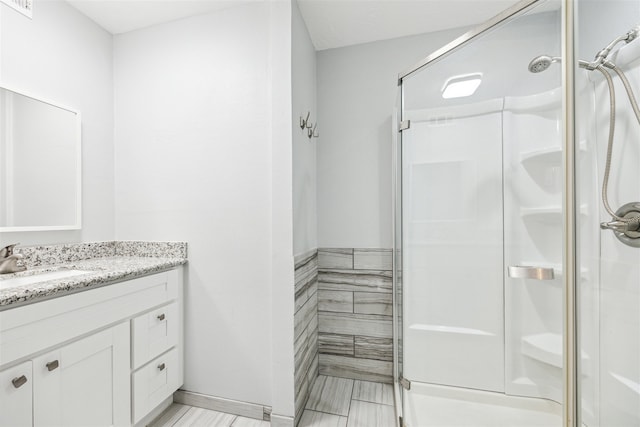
12, 375, 27, 389
508, 265, 555, 280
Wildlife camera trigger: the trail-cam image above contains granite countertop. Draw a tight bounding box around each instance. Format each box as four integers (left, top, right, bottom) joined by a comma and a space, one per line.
0, 241, 187, 311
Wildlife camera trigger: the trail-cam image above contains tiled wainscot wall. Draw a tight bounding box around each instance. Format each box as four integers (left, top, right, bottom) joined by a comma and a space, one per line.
293, 249, 319, 424
317, 249, 393, 383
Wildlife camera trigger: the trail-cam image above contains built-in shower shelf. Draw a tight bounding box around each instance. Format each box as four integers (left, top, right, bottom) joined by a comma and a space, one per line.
521, 206, 587, 224
611, 372, 640, 396
520, 140, 586, 170
522, 333, 590, 371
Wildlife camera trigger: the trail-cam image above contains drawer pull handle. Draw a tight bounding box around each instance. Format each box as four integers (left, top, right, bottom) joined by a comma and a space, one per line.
12, 375, 27, 389
46, 360, 59, 372
157, 313, 166, 321
158, 363, 166, 371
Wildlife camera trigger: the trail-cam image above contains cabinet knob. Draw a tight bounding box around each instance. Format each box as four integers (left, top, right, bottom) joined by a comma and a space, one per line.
12, 375, 27, 389
157, 313, 166, 321
158, 363, 166, 371
46, 360, 59, 372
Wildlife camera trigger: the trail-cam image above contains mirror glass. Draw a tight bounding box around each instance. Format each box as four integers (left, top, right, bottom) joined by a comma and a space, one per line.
0, 86, 81, 231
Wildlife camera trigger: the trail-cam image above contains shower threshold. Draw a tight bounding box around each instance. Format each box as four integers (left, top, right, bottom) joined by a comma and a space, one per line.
403, 382, 561, 427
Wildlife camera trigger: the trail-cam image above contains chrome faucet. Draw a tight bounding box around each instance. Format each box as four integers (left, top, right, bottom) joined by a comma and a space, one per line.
0, 243, 27, 274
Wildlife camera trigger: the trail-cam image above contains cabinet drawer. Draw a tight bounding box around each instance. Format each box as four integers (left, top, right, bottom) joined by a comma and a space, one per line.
0, 360, 32, 427
132, 347, 180, 424
132, 302, 178, 369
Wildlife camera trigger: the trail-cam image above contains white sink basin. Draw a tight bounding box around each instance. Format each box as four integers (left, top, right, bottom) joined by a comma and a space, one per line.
0, 270, 92, 289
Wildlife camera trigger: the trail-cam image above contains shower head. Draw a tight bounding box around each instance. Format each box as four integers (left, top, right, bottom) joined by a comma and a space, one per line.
528, 55, 560, 73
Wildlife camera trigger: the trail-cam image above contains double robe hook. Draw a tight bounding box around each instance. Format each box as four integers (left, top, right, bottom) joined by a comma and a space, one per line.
299, 111, 319, 139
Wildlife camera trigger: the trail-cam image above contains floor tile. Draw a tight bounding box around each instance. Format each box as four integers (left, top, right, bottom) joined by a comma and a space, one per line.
231, 416, 270, 427
352, 380, 394, 406
306, 375, 354, 416
299, 410, 348, 427
346, 400, 396, 427
173, 407, 237, 427
149, 403, 190, 427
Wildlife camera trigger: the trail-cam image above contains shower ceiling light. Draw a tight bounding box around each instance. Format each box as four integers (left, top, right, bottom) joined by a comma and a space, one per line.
441, 73, 482, 99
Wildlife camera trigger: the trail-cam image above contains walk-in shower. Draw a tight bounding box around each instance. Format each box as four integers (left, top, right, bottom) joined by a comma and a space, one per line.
393, 0, 640, 426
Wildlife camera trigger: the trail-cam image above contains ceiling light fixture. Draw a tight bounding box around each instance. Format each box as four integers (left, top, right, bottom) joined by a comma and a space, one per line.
441, 73, 482, 99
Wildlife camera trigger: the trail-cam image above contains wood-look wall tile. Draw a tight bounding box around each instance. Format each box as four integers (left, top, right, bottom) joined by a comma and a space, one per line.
318, 290, 353, 313
318, 313, 392, 339
318, 333, 354, 356
318, 248, 353, 270
353, 249, 392, 271
294, 292, 318, 340
318, 355, 393, 383
296, 266, 318, 294
295, 375, 310, 416
295, 287, 309, 313
318, 270, 391, 293
354, 336, 393, 361
295, 332, 315, 393
307, 354, 319, 384
353, 292, 392, 316
294, 249, 318, 270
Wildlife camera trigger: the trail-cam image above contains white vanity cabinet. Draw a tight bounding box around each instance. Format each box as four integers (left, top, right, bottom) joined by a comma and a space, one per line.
0, 360, 32, 427
32, 323, 130, 426
0, 267, 184, 427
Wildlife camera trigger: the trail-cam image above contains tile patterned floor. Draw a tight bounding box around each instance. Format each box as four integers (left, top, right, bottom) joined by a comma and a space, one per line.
151, 375, 395, 427
149, 403, 270, 427
300, 375, 396, 427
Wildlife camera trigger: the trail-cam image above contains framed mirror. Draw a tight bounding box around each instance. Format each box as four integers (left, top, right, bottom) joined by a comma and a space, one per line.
0, 85, 81, 231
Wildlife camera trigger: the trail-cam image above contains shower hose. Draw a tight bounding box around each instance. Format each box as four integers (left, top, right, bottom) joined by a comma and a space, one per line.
592, 61, 640, 228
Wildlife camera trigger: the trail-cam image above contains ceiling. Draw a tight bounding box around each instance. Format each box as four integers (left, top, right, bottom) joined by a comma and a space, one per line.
65, 0, 249, 35
66, 0, 523, 50
297, 0, 523, 50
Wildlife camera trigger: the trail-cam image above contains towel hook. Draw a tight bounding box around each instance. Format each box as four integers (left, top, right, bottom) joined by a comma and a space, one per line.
300, 111, 310, 129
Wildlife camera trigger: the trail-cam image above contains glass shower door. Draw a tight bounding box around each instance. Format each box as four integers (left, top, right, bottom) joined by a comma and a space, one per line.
396, 1, 564, 425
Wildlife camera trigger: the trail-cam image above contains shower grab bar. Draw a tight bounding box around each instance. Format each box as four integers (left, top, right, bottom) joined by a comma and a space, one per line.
508, 265, 555, 280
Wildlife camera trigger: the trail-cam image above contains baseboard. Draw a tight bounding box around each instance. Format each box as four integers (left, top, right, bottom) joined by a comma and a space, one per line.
271, 414, 295, 427
173, 389, 271, 421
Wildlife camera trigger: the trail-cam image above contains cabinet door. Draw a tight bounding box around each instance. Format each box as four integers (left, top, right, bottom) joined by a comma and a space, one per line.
0, 360, 33, 427
33, 322, 130, 427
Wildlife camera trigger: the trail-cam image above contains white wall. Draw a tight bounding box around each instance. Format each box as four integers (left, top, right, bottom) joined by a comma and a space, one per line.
114, 1, 294, 417
316, 28, 466, 249
292, 0, 317, 256
270, 0, 295, 420
0, 0, 114, 244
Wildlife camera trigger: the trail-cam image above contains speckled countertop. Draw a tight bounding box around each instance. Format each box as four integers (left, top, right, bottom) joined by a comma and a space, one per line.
0, 241, 187, 310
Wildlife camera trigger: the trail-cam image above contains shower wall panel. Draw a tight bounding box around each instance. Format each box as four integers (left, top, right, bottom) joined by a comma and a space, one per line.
317, 248, 393, 383
401, 109, 505, 393
582, 38, 640, 426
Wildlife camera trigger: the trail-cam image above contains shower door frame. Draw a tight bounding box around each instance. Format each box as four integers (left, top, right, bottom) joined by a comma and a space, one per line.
393, 0, 579, 426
